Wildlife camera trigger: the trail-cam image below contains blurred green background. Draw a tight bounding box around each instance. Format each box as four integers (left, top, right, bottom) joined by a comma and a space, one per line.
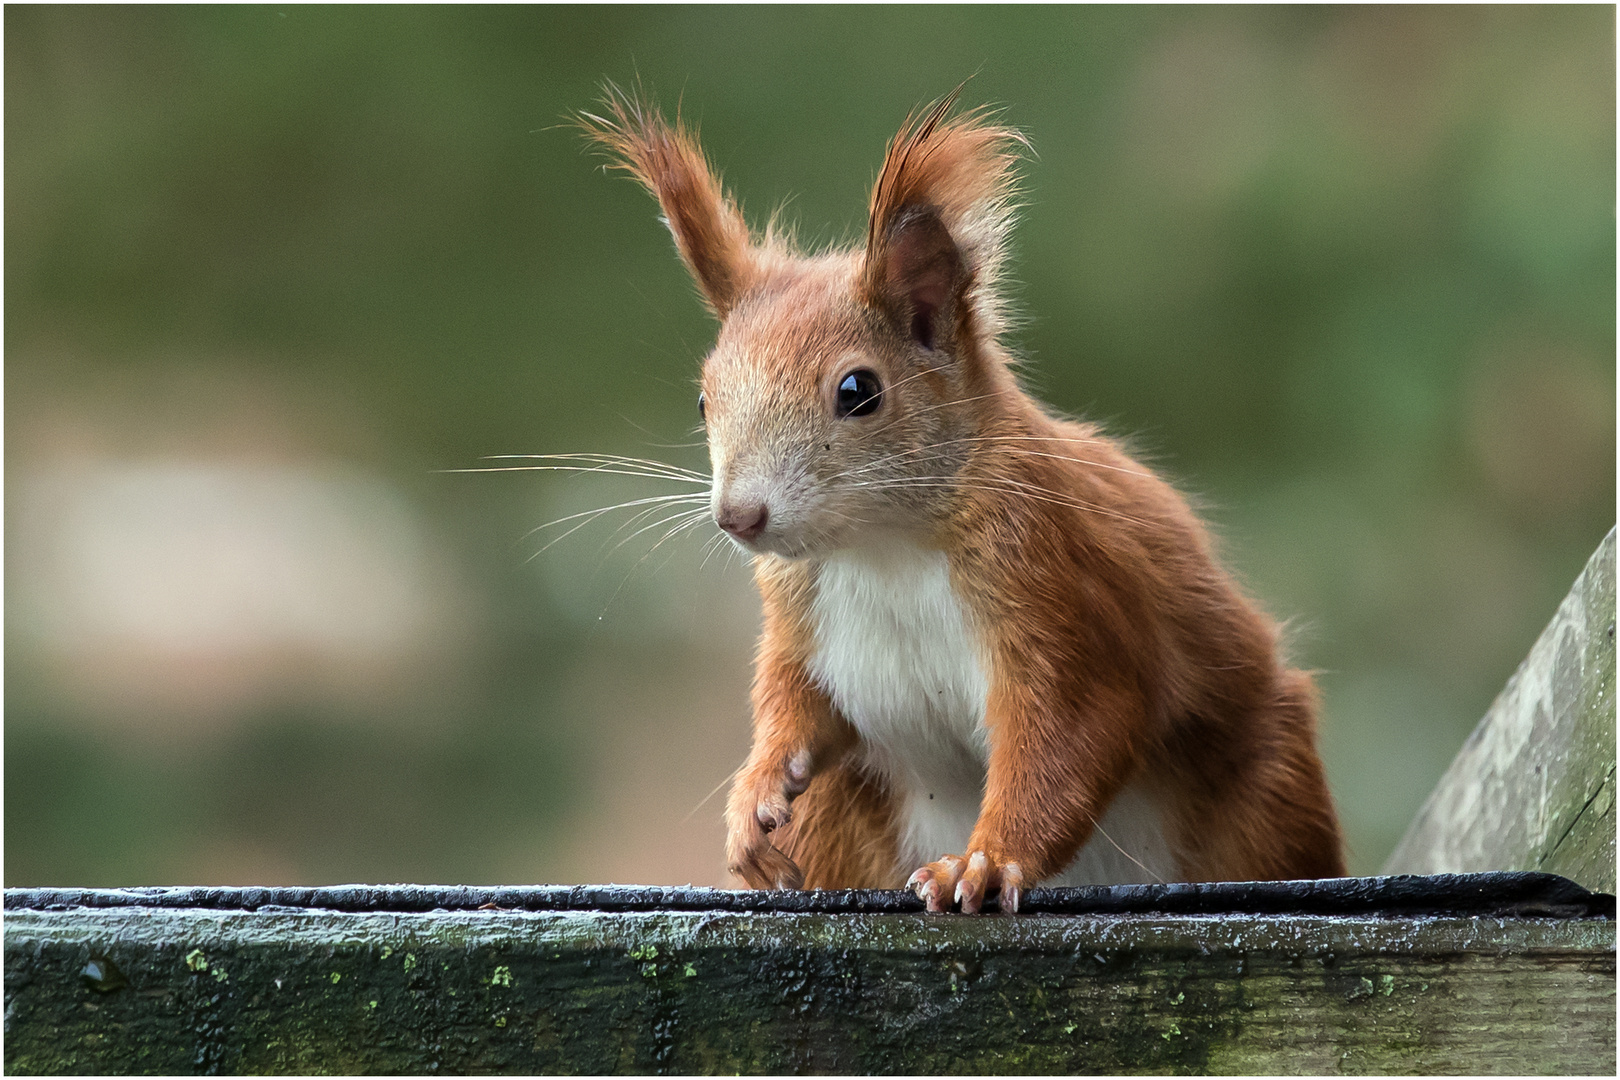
6, 5, 1613, 887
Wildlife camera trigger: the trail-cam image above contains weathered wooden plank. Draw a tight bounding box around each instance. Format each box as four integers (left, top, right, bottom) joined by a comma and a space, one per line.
1386, 528, 1617, 891
4, 879, 1613, 1075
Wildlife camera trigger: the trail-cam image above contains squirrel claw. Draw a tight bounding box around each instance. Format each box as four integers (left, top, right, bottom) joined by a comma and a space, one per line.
906, 867, 949, 912
908, 852, 1022, 914
908, 855, 963, 913
754, 796, 791, 832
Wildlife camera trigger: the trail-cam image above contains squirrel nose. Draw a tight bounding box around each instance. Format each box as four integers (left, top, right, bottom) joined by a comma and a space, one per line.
717, 501, 768, 541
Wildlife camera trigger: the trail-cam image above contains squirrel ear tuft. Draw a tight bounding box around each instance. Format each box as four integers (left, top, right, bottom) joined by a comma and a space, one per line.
580, 84, 755, 317
861, 88, 1027, 348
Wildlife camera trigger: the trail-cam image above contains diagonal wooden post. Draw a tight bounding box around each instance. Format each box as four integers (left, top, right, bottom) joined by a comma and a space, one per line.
1386, 528, 1616, 893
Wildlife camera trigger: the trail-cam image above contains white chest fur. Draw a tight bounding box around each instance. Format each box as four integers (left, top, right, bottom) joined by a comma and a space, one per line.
806, 543, 991, 872
804, 541, 1177, 887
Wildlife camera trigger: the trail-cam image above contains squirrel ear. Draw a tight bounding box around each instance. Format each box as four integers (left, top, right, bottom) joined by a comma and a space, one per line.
867, 206, 964, 352
580, 85, 755, 318
861, 89, 1026, 349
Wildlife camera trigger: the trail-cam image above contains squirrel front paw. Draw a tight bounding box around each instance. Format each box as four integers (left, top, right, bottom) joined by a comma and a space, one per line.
726, 828, 804, 890
907, 850, 1024, 914
724, 750, 812, 890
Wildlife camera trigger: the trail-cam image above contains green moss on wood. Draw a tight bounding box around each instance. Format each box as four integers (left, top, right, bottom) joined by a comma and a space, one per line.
4, 907, 1613, 1074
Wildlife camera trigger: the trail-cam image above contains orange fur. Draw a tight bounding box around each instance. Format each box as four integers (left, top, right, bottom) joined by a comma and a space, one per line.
580, 85, 759, 316
584, 87, 1344, 909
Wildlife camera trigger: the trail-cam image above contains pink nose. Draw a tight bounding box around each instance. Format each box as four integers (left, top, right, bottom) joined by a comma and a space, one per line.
717, 502, 768, 541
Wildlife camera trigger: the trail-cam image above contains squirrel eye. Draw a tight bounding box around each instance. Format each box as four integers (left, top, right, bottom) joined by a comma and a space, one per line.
835, 370, 883, 418
698, 392, 706, 420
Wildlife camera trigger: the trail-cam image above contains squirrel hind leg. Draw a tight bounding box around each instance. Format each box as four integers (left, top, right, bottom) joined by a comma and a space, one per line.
775, 760, 903, 890
1163, 671, 1347, 882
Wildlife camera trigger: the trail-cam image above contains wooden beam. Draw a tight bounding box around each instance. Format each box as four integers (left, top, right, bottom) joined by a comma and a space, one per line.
1385, 528, 1616, 892
4, 876, 1613, 1075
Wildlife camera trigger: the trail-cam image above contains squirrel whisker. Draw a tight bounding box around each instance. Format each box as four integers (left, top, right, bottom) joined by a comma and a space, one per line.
520, 493, 708, 562
850, 475, 1155, 529
483, 451, 710, 482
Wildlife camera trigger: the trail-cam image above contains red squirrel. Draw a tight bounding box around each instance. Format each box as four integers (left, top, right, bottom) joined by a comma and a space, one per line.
582, 88, 1344, 913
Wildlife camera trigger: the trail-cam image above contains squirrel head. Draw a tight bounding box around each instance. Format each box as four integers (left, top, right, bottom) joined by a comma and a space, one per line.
581, 86, 1027, 559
